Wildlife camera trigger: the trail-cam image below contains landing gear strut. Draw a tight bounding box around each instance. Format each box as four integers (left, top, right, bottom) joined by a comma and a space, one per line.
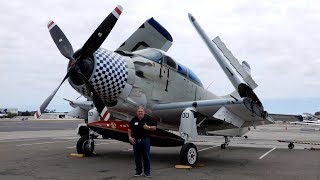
221, 136, 230, 149
179, 143, 198, 167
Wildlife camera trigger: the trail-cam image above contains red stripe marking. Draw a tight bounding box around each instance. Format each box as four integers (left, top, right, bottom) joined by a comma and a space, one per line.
102, 111, 109, 120
47, 21, 54, 29
114, 7, 121, 16
36, 112, 40, 118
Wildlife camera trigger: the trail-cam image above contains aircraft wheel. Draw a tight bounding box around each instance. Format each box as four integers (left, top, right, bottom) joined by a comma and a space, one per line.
288, 143, 294, 149
221, 143, 226, 149
77, 135, 95, 156
180, 143, 198, 167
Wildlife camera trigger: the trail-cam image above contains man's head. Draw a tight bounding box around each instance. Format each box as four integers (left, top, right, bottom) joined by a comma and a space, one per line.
136, 106, 145, 120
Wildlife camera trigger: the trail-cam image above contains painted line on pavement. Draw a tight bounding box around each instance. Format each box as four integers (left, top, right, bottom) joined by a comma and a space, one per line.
198, 145, 219, 152
16, 140, 74, 146
65, 141, 120, 149
259, 147, 276, 159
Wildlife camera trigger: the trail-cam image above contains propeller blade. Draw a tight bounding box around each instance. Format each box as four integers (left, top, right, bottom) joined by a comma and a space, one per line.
76, 72, 110, 121
47, 20, 74, 60
34, 72, 71, 119
79, 5, 123, 59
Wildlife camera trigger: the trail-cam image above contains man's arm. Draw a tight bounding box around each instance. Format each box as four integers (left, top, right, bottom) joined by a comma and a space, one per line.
143, 124, 156, 131
143, 117, 157, 131
128, 124, 135, 144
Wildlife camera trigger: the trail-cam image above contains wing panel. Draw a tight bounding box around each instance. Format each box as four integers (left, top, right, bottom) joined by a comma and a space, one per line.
152, 97, 272, 128
116, 18, 173, 52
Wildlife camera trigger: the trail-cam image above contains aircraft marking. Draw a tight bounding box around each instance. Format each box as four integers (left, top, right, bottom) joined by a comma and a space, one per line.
112, 5, 122, 19
47, 20, 55, 31
101, 106, 110, 121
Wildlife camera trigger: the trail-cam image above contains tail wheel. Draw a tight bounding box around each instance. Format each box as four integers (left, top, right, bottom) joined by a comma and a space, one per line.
221, 143, 226, 149
288, 143, 294, 149
180, 143, 198, 167
77, 135, 94, 156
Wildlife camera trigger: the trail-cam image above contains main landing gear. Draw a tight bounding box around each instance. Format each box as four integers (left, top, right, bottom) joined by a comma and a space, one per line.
76, 134, 95, 156
178, 108, 199, 167
179, 143, 198, 167
221, 136, 230, 149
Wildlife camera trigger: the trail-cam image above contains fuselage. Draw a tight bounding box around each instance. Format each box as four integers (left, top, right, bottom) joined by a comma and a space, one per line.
68, 48, 220, 124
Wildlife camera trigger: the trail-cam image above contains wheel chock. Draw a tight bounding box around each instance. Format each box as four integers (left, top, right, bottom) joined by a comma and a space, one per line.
70, 153, 85, 158
196, 163, 205, 167
175, 165, 192, 169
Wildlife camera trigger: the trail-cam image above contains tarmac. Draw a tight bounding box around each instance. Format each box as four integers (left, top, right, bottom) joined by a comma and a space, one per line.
0, 119, 319, 180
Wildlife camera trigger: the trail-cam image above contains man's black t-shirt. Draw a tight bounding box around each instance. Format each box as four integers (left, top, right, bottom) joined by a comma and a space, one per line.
129, 116, 157, 139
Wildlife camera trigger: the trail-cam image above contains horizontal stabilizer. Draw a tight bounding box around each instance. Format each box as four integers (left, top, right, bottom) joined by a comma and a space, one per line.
67, 107, 88, 119
207, 127, 250, 137
212, 36, 258, 89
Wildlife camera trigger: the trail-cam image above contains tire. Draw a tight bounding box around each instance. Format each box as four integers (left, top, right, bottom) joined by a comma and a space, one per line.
288, 143, 294, 149
221, 143, 226, 149
180, 143, 198, 167
77, 135, 94, 156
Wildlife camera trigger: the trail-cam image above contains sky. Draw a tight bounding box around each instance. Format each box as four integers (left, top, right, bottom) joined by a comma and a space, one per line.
0, 0, 319, 115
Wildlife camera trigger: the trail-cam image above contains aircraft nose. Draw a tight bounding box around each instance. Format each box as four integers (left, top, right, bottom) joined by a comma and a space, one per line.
91, 49, 128, 101
70, 48, 128, 103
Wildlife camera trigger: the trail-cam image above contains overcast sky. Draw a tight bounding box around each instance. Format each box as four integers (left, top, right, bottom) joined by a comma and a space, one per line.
0, 0, 319, 115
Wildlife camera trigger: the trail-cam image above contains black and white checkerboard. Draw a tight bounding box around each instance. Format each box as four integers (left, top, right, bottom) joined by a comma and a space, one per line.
73, 48, 128, 102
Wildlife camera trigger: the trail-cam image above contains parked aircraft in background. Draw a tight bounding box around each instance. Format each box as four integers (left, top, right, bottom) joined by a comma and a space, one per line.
0, 109, 8, 118
0, 114, 7, 118
35, 5, 298, 166
290, 112, 320, 126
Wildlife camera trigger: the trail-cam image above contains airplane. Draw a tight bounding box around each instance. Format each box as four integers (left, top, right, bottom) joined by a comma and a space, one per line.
301, 112, 320, 121
290, 112, 320, 126
0, 109, 8, 118
35, 5, 294, 166
0, 114, 7, 118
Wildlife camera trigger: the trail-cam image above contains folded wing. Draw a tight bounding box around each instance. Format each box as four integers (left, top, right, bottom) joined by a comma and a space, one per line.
116, 17, 173, 52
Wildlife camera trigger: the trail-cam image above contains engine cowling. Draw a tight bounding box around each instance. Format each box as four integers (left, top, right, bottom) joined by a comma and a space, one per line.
68, 48, 128, 105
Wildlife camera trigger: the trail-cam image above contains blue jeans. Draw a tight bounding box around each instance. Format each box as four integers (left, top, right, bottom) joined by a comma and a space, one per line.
133, 137, 150, 175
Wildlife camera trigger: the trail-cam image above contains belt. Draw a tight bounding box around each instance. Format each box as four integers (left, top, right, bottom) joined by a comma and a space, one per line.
136, 137, 149, 141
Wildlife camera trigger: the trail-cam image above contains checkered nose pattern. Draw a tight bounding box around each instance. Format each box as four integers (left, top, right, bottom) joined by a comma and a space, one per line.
73, 48, 128, 102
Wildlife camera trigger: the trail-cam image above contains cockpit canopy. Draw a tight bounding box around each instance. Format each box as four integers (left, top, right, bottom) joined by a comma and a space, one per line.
133, 48, 203, 87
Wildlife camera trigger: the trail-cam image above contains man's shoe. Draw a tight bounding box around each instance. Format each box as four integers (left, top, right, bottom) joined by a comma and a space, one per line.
145, 174, 151, 178
134, 173, 142, 177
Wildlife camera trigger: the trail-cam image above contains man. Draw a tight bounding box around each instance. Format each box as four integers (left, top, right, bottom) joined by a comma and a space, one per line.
128, 106, 157, 178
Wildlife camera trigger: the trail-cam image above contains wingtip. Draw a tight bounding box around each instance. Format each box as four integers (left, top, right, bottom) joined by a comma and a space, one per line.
188, 13, 195, 22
